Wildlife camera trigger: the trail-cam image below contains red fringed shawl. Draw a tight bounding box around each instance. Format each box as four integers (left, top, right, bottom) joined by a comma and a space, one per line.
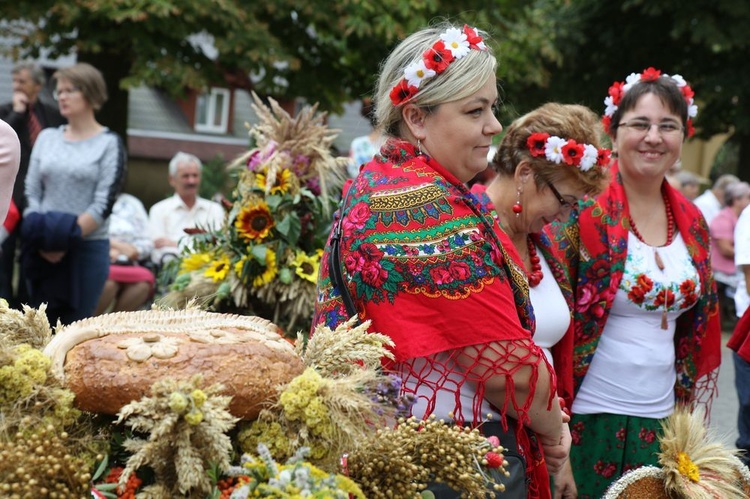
314, 139, 556, 498
545, 163, 721, 412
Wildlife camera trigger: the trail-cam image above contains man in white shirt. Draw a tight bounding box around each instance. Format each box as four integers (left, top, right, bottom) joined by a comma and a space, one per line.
694, 173, 739, 226
148, 151, 224, 264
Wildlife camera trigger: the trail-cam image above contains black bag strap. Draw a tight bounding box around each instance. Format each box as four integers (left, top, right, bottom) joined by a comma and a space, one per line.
328, 185, 359, 323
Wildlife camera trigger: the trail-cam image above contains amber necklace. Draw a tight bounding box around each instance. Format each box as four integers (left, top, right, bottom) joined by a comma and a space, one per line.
629, 190, 675, 329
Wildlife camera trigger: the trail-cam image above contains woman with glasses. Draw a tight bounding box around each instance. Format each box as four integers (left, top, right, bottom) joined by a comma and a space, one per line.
546, 68, 722, 498
23, 62, 126, 325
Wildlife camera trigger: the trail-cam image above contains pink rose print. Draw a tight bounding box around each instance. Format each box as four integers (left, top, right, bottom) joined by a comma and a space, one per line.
429, 266, 454, 285
448, 261, 472, 281
343, 202, 371, 232
616, 428, 626, 442
361, 260, 388, 287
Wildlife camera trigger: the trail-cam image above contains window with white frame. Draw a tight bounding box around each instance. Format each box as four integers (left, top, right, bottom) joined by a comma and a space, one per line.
195, 87, 230, 133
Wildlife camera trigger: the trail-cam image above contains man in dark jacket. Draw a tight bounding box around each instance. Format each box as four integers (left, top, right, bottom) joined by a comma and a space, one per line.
0, 61, 66, 306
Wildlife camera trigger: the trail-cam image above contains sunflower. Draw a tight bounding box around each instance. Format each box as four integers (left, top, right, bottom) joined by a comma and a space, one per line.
179, 252, 212, 274
292, 251, 320, 283
253, 249, 278, 288
204, 255, 231, 282
256, 168, 293, 195
235, 200, 275, 242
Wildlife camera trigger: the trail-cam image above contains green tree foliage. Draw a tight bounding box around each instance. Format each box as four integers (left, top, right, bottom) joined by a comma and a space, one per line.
0, 0, 559, 141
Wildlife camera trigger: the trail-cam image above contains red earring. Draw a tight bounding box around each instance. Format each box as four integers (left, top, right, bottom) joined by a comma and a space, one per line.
512, 188, 522, 217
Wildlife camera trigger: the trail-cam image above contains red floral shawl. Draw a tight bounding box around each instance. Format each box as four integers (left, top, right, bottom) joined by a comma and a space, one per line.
313, 139, 555, 498
545, 163, 721, 411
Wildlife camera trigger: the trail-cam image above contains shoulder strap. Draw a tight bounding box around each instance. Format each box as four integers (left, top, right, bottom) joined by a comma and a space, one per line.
328, 184, 359, 323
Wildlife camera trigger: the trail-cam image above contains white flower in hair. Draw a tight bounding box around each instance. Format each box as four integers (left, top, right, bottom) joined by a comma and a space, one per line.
622, 72, 641, 92
544, 136, 568, 164
404, 60, 436, 89
579, 144, 599, 172
688, 101, 698, 118
604, 95, 618, 117
670, 74, 687, 87
439, 28, 471, 59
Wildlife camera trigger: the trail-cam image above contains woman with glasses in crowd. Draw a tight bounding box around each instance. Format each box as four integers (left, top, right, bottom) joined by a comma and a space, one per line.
24, 62, 126, 325
471, 103, 610, 497
546, 68, 722, 498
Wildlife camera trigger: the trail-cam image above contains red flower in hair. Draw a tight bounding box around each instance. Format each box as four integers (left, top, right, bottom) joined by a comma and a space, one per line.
602, 115, 612, 134
608, 81, 624, 104
641, 67, 662, 81
596, 148, 611, 167
561, 140, 585, 166
463, 25, 484, 50
423, 41, 455, 73
686, 122, 695, 138
389, 79, 417, 106
527, 133, 550, 157
681, 85, 695, 100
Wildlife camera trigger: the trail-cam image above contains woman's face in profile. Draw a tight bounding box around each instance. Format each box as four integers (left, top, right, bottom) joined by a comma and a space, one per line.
419, 76, 503, 183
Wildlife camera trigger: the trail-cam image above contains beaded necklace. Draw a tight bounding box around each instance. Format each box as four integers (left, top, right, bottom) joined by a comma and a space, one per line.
526, 238, 543, 287
628, 190, 675, 329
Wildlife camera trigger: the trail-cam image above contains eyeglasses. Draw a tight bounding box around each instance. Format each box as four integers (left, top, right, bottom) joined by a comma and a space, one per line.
546, 180, 576, 216
619, 120, 684, 135
53, 86, 81, 100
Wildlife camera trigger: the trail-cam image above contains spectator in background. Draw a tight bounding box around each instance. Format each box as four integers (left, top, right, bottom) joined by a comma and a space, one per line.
23, 62, 126, 325
710, 182, 750, 294
675, 170, 707, 201
0, 61, 66, 306
95, 192, 154, 314
346, 97, 384, 178
148, 151, 224, 265
694, 173, 741, 225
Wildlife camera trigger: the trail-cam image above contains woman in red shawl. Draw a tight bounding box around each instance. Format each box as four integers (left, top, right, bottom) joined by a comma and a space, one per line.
313, 22, 567, 498
546, 69, 722, 499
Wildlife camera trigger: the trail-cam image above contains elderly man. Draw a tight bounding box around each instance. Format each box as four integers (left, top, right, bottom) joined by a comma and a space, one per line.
0, 61, 66, 305
148, 151, 224, 264
694, 173, 741, 226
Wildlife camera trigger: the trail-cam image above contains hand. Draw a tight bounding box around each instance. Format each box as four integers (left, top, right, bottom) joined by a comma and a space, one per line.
540, 422, 572, 476
39, 250, 65, 264
12, 91, 29, 113
553, 458, 577, 499
153, 237, 177, 249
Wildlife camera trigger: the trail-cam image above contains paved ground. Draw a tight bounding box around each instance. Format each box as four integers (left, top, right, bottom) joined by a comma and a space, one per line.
708, 332, 740, 448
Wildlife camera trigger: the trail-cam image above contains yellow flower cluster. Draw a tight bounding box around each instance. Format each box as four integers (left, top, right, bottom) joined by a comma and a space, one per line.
676, 451, 700, 483
279, 368, 332, 438
0, 344, 50, 405
168, 388, 208, 426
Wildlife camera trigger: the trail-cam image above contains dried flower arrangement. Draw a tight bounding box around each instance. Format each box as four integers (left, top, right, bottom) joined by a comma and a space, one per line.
160, 93, 348, 336
114, 375, 238, 498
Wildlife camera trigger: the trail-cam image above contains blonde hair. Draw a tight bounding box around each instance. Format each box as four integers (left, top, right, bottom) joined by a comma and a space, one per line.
493, 103, 610, 196
53, 62, 108, 111
374, 22, 497, 137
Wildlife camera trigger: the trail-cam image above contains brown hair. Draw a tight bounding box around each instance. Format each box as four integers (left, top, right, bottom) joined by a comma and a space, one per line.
492, 103, 610, 196
53, 62, 108, 111
609, 77, 688, 138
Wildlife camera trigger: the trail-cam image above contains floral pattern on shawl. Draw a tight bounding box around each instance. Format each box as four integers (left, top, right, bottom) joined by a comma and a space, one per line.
545, 165, 721, 410
313, 138, 556, 499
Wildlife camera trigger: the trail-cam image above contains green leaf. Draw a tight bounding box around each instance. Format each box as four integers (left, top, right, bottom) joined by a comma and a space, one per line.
92, 454, 109, 481
276, 213, 301, 247
251, 244, 268, 263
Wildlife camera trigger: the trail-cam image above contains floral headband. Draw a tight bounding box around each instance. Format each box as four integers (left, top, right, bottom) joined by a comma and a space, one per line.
526, 133, 611, 172
389, 25, 487, 106
602, 67, 698, 137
